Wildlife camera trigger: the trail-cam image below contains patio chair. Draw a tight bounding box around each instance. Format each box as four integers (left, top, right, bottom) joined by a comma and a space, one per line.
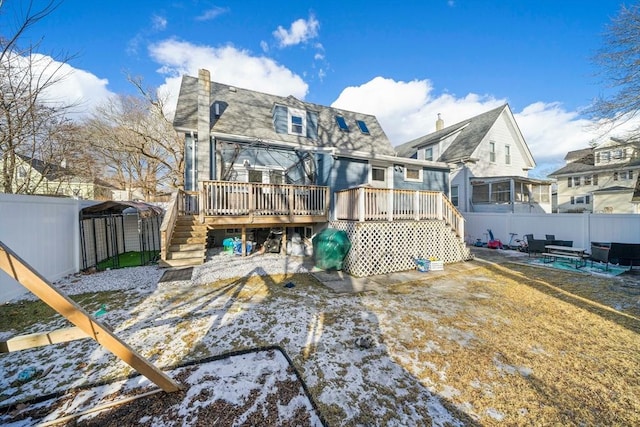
526, 234, 548, 257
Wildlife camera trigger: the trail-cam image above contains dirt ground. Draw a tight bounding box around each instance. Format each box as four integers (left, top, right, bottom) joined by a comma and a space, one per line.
2, 246, 639, 426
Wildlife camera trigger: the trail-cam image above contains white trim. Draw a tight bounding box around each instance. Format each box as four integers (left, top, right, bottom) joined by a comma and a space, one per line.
403, 166, 423, 182
288, 107, 306, 135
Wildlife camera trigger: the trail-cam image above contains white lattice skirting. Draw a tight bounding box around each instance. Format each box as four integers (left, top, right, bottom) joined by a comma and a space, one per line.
330, 220, 472, 277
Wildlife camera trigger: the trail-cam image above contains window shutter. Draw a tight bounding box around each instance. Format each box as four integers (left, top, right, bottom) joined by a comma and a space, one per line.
272, 105, 288, 134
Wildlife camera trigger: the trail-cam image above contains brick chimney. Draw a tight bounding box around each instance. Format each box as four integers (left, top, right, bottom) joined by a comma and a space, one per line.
436, 113, 444, 131
197, 69, 211, 180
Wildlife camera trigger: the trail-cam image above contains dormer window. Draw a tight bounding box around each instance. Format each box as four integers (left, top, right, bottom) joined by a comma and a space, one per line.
288, 108, 306, 135
336, 115, 349, 132
291, 115, 303, 134
425, 147, 433, 161
273, 105, 317, 138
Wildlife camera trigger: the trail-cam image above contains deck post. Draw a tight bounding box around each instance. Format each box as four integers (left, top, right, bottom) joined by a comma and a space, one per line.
436, 192, 443, 221
387, 190, 394, 222
199, 181, 205, 223
414, 191, 420, 221
281, 228, 287, 254
288, 187, 295, 221
358, 187, 365, 222
240, 225, 247, 256
326, 187, 331, 220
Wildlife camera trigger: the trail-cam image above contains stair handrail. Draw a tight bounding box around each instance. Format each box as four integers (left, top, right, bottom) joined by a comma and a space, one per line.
160, 190, 180, 261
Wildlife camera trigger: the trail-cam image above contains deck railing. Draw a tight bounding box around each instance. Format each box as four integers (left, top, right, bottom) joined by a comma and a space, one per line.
199, 181, 330, 218
334, 187, 465, 238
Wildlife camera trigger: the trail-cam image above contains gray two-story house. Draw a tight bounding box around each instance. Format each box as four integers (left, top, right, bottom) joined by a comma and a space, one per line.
164, 69, 470, 276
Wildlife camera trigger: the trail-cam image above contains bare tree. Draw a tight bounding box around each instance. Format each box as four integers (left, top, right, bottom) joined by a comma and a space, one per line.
81, 75, 184, 200
0, 0, 83, 194
589, 3, 640, 136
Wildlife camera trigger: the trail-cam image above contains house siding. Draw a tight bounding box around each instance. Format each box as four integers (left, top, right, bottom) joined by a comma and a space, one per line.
593, 191, 637, 214
392, 166, 448, 194
329, 157, 369, 191
472, 119, 529, 178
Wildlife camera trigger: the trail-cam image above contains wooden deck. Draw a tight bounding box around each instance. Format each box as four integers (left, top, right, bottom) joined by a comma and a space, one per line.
160, 182, 465, 264
192, 181, 330, 226
334, 187, 464, 238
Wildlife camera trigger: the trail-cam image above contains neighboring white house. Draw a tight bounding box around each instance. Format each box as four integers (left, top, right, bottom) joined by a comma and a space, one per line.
548, 137, 640, 213
395, 104, 552, 213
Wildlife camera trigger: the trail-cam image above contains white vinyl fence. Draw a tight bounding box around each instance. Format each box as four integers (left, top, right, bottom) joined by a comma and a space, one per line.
465, 212, 640, 249
0, 194, 97, 303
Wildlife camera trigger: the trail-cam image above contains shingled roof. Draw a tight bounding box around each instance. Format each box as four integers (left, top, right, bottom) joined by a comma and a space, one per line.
394, 104, 508, 161
548, 158, 640, 176
564, 148, 594, 163
173, 75, 396, 156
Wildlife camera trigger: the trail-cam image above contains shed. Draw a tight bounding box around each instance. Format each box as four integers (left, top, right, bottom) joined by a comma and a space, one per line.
80, 201, 164, 270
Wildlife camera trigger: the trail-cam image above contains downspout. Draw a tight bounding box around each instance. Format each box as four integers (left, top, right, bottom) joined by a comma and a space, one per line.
190, 131, 196, 191
464, 163, 469, 212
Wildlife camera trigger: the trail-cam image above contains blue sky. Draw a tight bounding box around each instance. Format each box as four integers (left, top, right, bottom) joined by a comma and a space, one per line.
11, 0, 631, 176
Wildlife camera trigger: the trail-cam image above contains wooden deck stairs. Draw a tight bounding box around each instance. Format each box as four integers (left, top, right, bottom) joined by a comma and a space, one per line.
160, 215, 207, 267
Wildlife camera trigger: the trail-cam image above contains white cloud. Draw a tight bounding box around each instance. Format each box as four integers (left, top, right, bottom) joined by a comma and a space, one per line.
195, 6, 229, 22
15, 53, 114, 118
332, 76, 503, 144
260, 40, 269, 52
149, 39, 309, 116
152, 14, 167, 31
331, 76, 623, 177
273, 14, 320, 47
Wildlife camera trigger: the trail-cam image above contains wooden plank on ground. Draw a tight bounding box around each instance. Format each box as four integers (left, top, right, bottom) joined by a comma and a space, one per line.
0, 326, 89, 353
0, 240, 182, 393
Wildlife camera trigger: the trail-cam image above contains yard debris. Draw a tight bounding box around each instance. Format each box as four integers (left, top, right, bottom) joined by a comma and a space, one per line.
354, 335, 376, 349
284, 281, 296, 288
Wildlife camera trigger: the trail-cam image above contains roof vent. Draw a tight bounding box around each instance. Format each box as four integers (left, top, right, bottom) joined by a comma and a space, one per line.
214, 102, 220, 117
229, 86, 237, 92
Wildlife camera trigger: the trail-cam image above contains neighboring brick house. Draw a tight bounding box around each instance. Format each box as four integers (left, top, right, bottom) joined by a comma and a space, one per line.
395, 104, 552, 213
548, 137, 640, 213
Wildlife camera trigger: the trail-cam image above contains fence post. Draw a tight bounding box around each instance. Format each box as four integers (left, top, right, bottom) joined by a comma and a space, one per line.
414, 191, 420, 221
387, 190, 394, 222
358, 188, 365, 222
436, 192, 443, 221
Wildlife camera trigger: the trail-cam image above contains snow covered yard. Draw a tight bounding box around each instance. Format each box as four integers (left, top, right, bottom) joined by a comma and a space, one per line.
1, 249, 639, 426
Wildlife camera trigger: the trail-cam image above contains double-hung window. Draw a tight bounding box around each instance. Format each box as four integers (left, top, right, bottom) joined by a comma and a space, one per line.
288, 108, 306, 135
425, 147, 433, 161
489, 142, 496, 162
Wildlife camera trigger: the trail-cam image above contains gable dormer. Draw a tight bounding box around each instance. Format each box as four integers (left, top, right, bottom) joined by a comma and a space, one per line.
272, 104, 318, 140
593, 138, 639, 166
